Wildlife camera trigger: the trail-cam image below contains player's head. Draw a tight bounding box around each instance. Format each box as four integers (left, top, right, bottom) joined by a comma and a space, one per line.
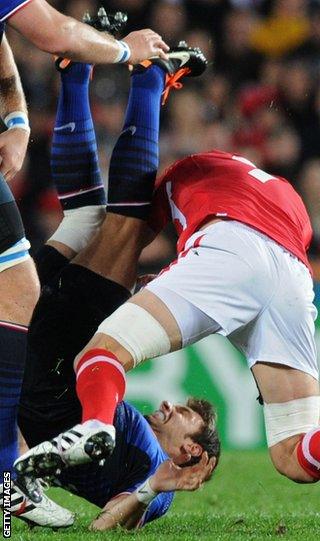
147, 397, 220, 471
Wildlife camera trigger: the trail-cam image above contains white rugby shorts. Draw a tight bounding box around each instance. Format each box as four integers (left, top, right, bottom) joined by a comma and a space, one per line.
146, 221, 318, 380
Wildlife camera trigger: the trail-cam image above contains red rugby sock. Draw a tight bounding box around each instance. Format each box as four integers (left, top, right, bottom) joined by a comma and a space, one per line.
297, 429, 320, 479
76, 348, 126, 425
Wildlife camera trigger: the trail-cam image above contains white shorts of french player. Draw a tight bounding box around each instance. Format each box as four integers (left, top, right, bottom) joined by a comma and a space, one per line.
0, 237, 30, 273
146, 220, 318, 380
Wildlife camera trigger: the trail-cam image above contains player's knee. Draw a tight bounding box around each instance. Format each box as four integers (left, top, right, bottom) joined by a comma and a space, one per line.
270, 442, 317, 484
264, 397, 320, 484
74, 333, 133, 372
74, 302, 172, 371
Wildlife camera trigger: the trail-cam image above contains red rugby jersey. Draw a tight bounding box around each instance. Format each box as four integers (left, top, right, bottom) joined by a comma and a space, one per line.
149, 150, 312, 271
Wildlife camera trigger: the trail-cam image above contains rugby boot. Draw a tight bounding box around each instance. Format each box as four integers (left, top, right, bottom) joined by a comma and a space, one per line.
55, 7, 128, 72
133, 41, 208, 104
0, 476, 74, 528
82, 7, 127, 35
14, 424, 115, 478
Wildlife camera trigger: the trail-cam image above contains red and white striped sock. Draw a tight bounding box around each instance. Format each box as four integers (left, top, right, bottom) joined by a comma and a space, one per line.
76, 348, 126, 425
297, 428, 320, 480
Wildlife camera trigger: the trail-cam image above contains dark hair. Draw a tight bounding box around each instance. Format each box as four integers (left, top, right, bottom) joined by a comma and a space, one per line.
185, 397, 221, 472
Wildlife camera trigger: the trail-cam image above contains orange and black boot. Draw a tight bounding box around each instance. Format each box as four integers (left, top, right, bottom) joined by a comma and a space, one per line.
133, 41, 208, 104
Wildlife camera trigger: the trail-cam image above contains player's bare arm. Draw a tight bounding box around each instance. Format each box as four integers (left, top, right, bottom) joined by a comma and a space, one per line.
0, 34, 29, 181
9, 0, 169, 64
91, 453, 215, 531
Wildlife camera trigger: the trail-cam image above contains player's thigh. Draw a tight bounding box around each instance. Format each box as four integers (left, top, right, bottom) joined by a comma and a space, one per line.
74, 214, 147, 290
146, 222, 276, 341
86, 223, 277, 366
231, 246, 318, 381
84, 286, 220, 371
0, 259, 39, 324
252, 363, 319, 404
0, 178, 39, 323
129, 288, 220, 351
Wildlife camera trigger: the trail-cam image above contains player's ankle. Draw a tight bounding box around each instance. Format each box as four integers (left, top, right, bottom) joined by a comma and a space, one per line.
49, 206, 106, 255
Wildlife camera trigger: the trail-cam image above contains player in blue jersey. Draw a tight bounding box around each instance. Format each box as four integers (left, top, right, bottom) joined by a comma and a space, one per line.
18, 398, 217, 530
1, 45, 218, 531
0, 20, 40, 484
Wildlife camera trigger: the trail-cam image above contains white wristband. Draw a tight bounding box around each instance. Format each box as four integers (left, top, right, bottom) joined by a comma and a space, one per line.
4, 111, 30, 133
135, 478, 157, 505
113, 40, 131, 63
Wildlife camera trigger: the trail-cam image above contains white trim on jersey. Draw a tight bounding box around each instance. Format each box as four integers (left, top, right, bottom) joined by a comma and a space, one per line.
58, 184, 104, 200
0, 0, 33, 22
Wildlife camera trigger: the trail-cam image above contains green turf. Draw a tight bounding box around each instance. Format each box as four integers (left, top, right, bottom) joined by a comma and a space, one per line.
9, 450, 320, 540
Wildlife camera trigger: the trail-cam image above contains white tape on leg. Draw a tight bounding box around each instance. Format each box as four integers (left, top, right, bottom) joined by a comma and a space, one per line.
264, 396, 320, 447
96, 303, 171, 367
49, 206, 106, 253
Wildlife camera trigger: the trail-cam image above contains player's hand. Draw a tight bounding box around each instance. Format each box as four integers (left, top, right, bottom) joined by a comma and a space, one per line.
0, 128, 29, 182
149, 452, 216, 493
122, 29, 169, 64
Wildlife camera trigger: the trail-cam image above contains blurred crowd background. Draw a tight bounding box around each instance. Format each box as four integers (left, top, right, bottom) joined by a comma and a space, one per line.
5, 0, 320, 276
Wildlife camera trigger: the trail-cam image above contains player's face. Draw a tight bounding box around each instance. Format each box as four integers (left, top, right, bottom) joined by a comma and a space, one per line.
148, 401, 204, 465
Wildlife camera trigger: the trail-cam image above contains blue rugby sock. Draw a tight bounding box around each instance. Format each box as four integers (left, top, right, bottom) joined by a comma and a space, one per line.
51, 63, 106, 210
107, 65, 165, 220
0, 322, 28, 477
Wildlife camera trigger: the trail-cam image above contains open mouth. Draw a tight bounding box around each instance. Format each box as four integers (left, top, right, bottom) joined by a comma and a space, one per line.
151, 401, 173, 423
152, 410, 166, 421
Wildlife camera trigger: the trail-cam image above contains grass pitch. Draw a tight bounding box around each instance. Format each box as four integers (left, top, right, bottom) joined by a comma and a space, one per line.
10, 450, 320, 541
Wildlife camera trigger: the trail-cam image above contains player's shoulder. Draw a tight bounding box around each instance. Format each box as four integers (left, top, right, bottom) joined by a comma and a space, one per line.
155, 149, 230, 188
115, 402, 168, 465
115, 401, 153, 441
0, 0, 32, 22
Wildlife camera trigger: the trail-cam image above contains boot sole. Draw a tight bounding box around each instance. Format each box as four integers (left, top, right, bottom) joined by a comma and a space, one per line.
84, 431, 115, 462
14, 452, 64, 479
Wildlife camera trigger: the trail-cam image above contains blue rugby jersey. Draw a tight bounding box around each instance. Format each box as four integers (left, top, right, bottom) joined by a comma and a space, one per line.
56, 402, 174, 526
0, 0, 33, 22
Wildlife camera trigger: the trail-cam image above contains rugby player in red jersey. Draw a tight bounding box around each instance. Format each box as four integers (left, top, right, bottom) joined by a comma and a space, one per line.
15, 55, 320, 488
